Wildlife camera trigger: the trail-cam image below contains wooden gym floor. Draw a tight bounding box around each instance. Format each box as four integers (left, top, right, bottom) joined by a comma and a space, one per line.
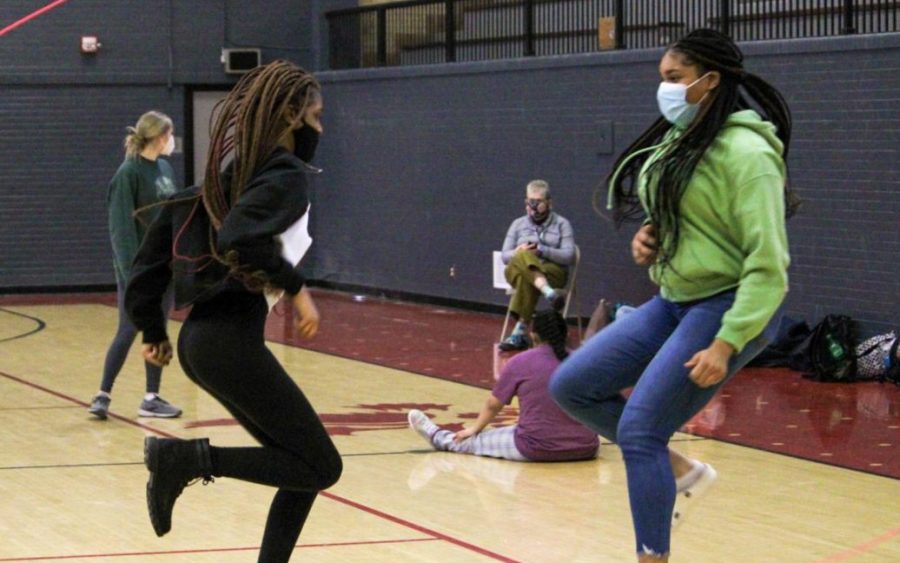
0, 289, 898, 562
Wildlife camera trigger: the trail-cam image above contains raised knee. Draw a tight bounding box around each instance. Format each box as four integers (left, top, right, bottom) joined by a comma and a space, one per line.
509, 252, 529, 266
615, 417, 660, 456
318, 452, 343, 490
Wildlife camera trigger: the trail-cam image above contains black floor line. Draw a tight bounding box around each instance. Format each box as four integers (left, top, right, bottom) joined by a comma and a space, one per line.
0, 307, 47, 343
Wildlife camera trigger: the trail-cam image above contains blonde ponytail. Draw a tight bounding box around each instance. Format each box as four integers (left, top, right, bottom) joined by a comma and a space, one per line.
124, 111, 173, 158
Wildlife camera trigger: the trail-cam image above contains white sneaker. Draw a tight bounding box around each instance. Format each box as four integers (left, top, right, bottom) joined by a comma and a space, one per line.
672, 462, 717, 529
408, 409, 439, 444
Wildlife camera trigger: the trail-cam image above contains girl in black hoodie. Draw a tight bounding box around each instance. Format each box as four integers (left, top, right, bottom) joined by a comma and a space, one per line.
125, 61, 341, 563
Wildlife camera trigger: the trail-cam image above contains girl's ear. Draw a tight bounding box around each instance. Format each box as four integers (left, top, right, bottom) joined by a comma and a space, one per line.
707, 70, 721, 90
284, 105, 304, 128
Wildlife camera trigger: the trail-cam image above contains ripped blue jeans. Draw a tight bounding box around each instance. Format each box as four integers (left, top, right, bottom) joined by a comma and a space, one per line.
549, 291, 781, 556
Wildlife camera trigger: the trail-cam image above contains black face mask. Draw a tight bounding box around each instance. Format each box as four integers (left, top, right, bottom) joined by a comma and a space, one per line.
292, 124, 319, 163
527, 200, 550, 224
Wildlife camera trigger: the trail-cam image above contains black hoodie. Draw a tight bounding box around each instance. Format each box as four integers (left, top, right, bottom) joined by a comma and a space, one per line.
125, 147, 313, 343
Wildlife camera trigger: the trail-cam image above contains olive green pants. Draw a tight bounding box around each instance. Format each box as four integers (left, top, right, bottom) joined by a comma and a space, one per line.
504, 251, 567, 323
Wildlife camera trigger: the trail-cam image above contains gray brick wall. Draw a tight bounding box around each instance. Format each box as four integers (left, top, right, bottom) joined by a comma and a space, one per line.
311, 33, 900, 334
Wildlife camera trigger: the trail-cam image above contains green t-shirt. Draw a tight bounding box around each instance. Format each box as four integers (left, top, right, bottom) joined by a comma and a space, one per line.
639, 110, 790, 353
107, 155, 177, 282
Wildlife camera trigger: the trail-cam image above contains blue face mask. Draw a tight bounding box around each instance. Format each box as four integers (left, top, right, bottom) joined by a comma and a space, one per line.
656, 73, 710, 129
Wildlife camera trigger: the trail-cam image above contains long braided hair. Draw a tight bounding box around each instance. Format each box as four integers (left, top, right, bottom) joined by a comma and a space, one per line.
204, 60, 320, 230
601, 29, 797, 269
190, 60, 320, 288
532, 309, 569, 361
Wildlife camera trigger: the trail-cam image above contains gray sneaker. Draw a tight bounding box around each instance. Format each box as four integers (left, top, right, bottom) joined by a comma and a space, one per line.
89, 393, 111, 420
138, 396, 182, 418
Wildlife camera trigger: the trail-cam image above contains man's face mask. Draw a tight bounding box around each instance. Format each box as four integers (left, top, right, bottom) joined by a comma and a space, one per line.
527, 198, 550, 224
292, 123, 319, 163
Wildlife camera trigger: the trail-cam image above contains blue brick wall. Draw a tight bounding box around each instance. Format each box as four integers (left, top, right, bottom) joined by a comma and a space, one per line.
311, 33, 900, 335
1, 0, 896, 336
0, 85, 185, 287
0, 0, 321, 288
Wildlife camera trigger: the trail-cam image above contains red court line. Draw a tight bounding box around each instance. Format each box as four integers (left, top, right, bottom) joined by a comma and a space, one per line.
0, 0, 72, 37
810, 524, 900, 563
0, 370, 179, 439
321, 491, 522, 562
0, 537, 438, 561
0, 368, 522, 562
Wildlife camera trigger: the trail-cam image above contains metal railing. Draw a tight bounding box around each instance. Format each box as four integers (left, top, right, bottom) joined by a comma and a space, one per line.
326, 0, 898, 69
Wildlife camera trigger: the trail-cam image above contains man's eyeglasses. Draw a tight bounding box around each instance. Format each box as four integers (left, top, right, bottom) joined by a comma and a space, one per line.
526, 198, 548, 209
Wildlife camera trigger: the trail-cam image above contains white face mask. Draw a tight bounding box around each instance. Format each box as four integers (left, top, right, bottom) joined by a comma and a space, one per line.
656, 73, 710, 129
162, 134, 175, 156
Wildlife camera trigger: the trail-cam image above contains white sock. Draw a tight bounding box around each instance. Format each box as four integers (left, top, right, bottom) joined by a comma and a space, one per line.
540, 285, 557, 300
675, 460, 705, 492
96, 391, 110, 398
144, 393, 158, 401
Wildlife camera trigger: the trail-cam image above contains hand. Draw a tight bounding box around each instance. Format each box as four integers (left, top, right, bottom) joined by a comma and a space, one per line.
291, 287, 320, 339
631, 224, 658, 266
518, 242, 540, 255
142, 341, 173, 367
453, 427, 479, 443
515, 242, 538, 254
685, 339, 735, 388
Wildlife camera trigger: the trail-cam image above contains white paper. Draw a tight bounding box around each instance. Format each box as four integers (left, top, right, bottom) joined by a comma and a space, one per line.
266, 206, 313, 311
492, 250, 511, 291
280, 206, 313, 266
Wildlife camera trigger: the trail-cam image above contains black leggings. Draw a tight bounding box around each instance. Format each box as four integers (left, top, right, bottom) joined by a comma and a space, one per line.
178, 291, 342, 563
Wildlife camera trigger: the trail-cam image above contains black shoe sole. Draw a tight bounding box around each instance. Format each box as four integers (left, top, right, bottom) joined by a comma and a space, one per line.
143, 437, 170, 537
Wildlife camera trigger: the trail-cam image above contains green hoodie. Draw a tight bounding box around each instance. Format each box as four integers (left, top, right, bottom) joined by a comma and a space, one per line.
107, 156, 176, 283
639, 109, 789, 353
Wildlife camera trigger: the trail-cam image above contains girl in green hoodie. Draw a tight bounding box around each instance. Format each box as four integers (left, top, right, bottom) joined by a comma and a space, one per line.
550, 29, 796, 562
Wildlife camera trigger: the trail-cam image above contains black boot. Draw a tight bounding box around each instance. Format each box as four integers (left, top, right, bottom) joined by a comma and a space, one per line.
143, 436, 214, 537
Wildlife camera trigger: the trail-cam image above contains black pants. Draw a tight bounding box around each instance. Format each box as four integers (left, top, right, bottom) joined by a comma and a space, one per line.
178, 291, 342, 563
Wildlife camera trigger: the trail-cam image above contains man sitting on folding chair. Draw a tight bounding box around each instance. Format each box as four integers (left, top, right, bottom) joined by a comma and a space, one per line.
499, 179, 576, 351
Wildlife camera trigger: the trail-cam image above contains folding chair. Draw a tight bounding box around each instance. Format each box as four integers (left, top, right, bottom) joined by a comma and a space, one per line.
494, 245, 582, 344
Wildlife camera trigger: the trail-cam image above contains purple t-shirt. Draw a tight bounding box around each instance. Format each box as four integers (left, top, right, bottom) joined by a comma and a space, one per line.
492, 344, 599, 461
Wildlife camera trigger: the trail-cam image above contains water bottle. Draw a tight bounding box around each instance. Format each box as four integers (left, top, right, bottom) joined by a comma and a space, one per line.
825, 334, 844, 360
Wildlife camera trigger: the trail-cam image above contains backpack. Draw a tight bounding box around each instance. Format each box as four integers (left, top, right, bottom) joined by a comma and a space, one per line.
885, 338, 900, 385
748, 316, 813, 372
855, 331, 897, 380
804, 315, 858, 382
